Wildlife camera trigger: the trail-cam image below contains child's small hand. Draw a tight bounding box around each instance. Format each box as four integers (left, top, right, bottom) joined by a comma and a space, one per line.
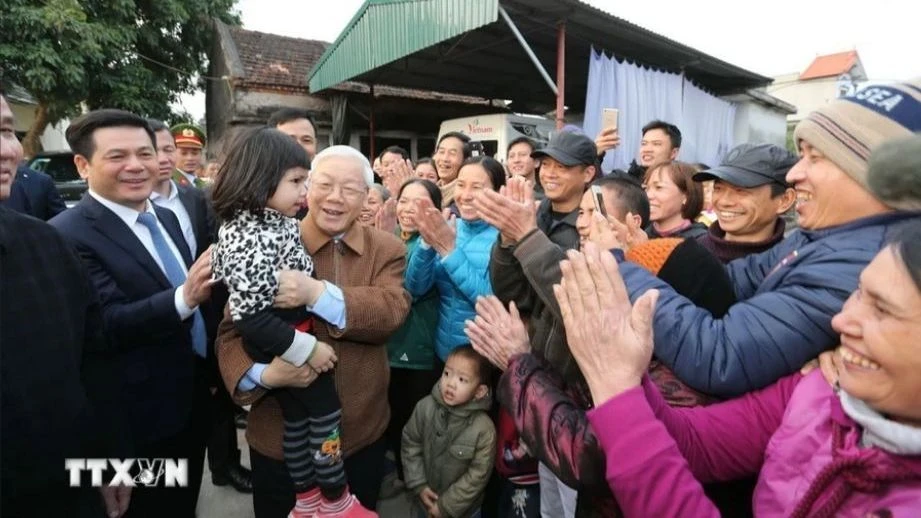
428, 505, 442, 518
419, 486, 439, 512
308, 341, 337, 372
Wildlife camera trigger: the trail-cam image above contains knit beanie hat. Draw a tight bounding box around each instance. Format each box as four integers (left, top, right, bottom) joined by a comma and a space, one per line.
626, 238, 736, 317
793, 79, 921, 207
866, 134, 921, 211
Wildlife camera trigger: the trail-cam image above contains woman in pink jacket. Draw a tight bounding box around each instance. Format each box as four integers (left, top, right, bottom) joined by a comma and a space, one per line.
550, 228, 921, 517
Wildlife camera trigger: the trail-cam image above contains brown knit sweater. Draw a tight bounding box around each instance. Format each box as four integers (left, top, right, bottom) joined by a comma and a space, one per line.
215, 215, 411, 460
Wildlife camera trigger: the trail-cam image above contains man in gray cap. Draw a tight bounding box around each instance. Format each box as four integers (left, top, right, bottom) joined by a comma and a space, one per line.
474, 129, 599, 518
693, 143, 797, 263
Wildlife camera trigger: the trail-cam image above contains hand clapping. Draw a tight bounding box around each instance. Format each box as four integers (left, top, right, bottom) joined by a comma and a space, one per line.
382, 158, 415, 197
411, 197, 456, 256
465, 297, 530, 371
553, 242, 659, 404
473, 176, 538, 246
375, 197, 398, 234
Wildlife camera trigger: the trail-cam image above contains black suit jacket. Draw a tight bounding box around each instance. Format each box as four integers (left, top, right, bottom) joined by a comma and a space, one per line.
176, 183, 215, 257
0, 207, 125, 495
0, 165, 67, 220
49, 195, 210, 447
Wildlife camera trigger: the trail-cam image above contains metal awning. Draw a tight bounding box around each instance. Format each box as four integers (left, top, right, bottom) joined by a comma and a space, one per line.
308, 0, 771, 115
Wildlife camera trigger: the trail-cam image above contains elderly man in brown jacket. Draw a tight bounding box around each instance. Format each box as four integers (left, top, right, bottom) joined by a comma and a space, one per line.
215, 145, 411, 517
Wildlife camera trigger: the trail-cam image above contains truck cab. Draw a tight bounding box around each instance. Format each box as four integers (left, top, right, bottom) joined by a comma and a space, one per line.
437, 113, 555, 162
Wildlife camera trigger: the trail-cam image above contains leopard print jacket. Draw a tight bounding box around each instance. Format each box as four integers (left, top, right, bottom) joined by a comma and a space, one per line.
212, 209, 314, 321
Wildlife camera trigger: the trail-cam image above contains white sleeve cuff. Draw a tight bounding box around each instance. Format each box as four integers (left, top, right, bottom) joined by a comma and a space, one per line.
280, 331, 318, 367
174, 286, 197, 320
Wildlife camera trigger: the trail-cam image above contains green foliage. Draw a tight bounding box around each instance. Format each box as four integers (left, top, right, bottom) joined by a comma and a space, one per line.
0, 0, 240, 124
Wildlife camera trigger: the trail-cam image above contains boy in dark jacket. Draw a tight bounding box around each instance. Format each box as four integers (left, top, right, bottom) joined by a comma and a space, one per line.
402, 346, 497, 518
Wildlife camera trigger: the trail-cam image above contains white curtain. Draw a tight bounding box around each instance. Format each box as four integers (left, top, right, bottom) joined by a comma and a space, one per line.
584, 47, 736, 172
681, 80, 736, 169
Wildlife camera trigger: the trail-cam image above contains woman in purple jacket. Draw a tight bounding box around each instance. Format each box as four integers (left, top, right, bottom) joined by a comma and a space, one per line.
552, 230, 921, 517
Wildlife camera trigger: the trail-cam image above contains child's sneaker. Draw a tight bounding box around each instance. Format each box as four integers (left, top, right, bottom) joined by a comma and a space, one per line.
316, 491, 378, 518
287, 507, 316, 518
287, 487, 322, 518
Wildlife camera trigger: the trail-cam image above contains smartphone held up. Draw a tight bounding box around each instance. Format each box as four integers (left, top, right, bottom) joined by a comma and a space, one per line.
602, 108, 619, 131
590, 185, 607, 217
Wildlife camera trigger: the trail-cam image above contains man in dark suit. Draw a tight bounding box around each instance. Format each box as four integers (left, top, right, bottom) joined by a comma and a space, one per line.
149, 118, 253, 493
1, 93, 130, 517
1, 163, 67, 219
49, 109, 216, 517
268, 108, 319, 221
148, 120, 212, 265
268, 108, 319, 161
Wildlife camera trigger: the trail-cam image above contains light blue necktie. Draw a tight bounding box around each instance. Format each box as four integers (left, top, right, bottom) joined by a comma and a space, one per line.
137, 212, 207, 358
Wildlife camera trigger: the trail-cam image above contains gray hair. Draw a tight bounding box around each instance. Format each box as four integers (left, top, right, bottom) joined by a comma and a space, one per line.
311, 145, 374, 187
370, 183, 391, 201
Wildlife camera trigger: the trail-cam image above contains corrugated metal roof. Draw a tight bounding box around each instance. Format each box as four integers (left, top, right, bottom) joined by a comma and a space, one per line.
309, 0, 500, 93
308, 0, 771, 112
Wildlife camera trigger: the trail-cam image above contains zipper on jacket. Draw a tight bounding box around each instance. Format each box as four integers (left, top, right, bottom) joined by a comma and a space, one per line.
333, 238, 341, 285
544, 324, 556, 355
333, 238, 342, 397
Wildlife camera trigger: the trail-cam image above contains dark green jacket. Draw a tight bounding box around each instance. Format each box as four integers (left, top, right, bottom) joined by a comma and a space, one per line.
489, 200, 582, 381
402, 381, 496, 518
387, 232, 439, 370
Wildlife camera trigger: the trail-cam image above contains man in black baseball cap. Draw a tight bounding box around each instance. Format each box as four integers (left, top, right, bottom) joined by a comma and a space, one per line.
532, 130, 600, 169
692, 143, 796, 263
478, 128, 598, 515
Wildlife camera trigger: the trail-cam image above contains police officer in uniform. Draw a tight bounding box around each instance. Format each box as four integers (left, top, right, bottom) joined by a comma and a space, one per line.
170, 123, 208, 189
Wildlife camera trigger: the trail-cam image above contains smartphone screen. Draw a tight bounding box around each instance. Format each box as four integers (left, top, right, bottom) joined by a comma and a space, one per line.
602, 108, 619, 130
590, 185, 607, 217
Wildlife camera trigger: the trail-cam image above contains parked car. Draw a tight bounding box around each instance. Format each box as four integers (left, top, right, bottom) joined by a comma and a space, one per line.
27, 151, 85, 207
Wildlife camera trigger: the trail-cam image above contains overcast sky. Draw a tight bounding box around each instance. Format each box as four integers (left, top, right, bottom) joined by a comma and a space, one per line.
178, 0, 920, 118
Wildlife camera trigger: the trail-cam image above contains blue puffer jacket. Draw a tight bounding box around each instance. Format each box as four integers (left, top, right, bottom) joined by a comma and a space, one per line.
620, 212, 920, 398
405, 219, 498, 361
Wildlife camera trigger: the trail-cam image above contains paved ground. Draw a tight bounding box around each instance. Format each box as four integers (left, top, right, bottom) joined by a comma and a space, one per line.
197, 430, 413, 517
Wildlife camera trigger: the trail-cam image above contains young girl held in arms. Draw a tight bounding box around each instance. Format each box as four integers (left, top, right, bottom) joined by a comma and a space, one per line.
211, 127, 376, 518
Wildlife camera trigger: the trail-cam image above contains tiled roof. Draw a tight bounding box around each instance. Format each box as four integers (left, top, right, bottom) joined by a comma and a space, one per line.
230, 27, 326, 90
227, 26, 489, 104
799, 51, 858, 81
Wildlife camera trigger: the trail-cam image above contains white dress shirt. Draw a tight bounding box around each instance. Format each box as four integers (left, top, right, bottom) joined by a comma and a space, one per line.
88, 189, 197, 320
150, 180, 198, 257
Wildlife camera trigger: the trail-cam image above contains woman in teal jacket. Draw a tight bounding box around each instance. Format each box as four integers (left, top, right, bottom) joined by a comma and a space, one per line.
385, 178, 445, 488
404, 156, 506, 364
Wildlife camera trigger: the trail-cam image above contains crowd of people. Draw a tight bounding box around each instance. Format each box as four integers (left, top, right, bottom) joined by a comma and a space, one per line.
1, 76, 919, 518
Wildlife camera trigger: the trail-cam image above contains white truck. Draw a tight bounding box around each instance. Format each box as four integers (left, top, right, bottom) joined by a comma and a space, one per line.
437, 113, 555, 162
